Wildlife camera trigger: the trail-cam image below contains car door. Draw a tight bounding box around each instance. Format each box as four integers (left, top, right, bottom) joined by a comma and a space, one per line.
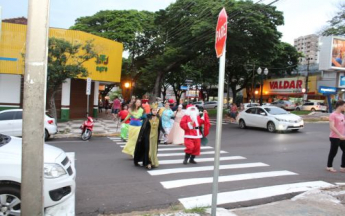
12, 111, 23, 137
253, 108, 268, 128
243, 108, 257, 126
0, 111, 16, 136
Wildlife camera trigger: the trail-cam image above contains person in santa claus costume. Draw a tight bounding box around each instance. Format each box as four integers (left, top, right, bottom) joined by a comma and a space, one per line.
180, 105, 210, 164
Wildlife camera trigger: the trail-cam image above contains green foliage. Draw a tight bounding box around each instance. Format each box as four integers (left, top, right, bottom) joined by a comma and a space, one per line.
323, 3, 345, 36
184, 206, 207, 214
47, 37, 97, 90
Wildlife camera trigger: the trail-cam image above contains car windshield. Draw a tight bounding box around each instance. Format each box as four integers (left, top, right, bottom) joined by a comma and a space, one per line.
0, 134, 11, 147
284, 101, 292, 105
264, 107, 288, 115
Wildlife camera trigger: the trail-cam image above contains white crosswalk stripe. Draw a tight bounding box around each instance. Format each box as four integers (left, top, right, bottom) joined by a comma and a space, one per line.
161, 170, 298, 189
148, 162, 269, 176
157, 151, 227, 157
159, 156, 246, 165
179, 181, 334, 209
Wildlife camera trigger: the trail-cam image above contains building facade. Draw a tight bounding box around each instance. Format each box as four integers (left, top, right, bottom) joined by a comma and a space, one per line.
294, 34, 319, 65
0, 22, 123, 120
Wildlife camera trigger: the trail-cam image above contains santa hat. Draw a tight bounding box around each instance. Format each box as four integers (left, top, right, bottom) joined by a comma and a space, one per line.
185, 105, 199, 116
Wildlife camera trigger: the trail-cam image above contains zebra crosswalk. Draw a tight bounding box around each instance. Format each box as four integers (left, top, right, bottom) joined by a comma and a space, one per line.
108, 137, 334, 210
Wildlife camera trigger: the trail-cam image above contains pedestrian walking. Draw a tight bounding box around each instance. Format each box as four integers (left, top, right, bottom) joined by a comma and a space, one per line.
133, 103, 166, 169
98, 99, 103, 113
161, 101, 174, 144
104, 99, 109, 114
112, 96, 121, 121
229, 103, 238, 123
122, 99, 146, 157
327, 100, 345, 173
167, 105, 185, 145
119, 104, 130, 141
180, 105, 210, 164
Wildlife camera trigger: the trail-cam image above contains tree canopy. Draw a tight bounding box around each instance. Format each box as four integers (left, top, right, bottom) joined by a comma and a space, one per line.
323, 3, 345, 36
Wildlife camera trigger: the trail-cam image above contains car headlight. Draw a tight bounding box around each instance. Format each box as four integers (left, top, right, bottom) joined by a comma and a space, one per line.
275, 118, 287, 122
44, 163, 67, 179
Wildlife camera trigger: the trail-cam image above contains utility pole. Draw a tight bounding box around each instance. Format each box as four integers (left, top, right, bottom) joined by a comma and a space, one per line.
305, 57, 310, 101
21, 0, 50, 215
251, 62, 255, 103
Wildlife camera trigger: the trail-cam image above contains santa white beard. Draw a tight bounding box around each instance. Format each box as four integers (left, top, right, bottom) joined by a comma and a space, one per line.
190, 110, 199, 123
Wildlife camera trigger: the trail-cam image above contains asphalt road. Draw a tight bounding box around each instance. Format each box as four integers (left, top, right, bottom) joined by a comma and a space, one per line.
47, 121, 345, 215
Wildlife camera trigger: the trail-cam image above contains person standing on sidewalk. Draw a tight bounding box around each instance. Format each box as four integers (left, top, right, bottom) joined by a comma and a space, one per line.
134, 103, 166, 169
180, 105, 210, 164
327, 100, 345, 173
161, 101, 174, 144
122, 99, 146, 157
119, 104, 130, 141
112, 96, 121, 121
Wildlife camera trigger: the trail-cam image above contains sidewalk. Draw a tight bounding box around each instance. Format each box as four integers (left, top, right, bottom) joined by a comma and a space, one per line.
54, 111, 120, 138
102, 186, 345, 216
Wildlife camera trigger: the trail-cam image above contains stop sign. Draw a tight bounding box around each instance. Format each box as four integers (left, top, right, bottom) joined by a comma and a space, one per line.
215, 8, 228, 58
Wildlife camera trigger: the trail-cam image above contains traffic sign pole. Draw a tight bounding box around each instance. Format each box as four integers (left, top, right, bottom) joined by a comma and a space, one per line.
212, 8, 227, 216
86, 78, 91, 117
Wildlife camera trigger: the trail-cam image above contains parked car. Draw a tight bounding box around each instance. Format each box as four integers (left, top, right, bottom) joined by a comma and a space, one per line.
270, 100, 296, 111
203, 101, 218, 109
193, 101, 204, 108
0, 109, 57, 140
0, 134, 76, 214
295, 102, 327, 112
243, 103, 260, 109
237, 106, 304, 132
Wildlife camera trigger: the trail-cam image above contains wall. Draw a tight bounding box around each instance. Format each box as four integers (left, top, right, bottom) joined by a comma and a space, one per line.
0, 74, 21, 110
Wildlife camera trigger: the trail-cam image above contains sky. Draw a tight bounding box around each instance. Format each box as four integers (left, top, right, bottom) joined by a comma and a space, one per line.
0, 0, 340, 45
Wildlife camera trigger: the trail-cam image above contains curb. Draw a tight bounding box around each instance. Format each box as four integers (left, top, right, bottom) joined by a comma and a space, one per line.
52, 132, 120, 139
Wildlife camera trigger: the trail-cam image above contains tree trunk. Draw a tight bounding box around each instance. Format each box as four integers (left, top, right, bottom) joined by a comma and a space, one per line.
150, 71, 164, 103
162, 85, 167, 103
49, 90, 58, 123
231, 85, 237, 105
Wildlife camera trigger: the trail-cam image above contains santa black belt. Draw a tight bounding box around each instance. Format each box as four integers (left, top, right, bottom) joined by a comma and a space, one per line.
193, 127, 200, 129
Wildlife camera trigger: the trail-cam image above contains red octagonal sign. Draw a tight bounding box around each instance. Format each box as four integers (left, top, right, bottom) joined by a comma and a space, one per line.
215, 8, 228, 58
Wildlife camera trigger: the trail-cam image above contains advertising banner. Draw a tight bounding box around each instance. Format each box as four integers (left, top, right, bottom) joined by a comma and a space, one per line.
263, 77, 306, 94
331, 38, 345, 69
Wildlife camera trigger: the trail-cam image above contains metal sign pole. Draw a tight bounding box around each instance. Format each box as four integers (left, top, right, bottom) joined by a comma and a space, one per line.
86, 78, 91, 117
211, 45, 226, 216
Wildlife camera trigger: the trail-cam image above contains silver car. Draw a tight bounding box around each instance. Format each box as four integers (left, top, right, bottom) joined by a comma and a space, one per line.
203, 101, 218, 109
295, 102, 327, 112
270, 100, 296, 111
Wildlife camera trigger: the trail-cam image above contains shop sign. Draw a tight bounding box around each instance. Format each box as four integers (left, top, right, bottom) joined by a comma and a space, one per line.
266, 77, 305, 93
180, 86, 188, 90
96, 54, 109, 72
339, 75, 345, 87
318, 86, 337, 95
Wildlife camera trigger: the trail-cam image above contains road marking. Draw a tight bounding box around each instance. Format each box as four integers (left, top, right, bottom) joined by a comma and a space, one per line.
115, 142, 127, 145
118, 146, 213, 151
157, 151, 227, 157
47, 140, 88, 143
159, 156, 246, 165
148, 162, 268, 176
335, 182, 345, 185
108, 137, 122, 140
161, 171, 297, 189
158, 146, 213, 151
179, 181, 334, 209
158, 144, 185, 147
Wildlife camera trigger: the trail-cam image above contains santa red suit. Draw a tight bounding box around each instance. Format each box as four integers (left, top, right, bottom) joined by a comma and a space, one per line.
180, 106, 210, 164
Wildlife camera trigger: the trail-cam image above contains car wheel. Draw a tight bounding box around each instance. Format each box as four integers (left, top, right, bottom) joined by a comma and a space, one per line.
311, 108, 316, 112
267, 121, 276, 133
292, 129, 299, 132
0, 184, 21, 215
296, 107, 300, 111
44, 129, 50, 141
239, 119, 246, 129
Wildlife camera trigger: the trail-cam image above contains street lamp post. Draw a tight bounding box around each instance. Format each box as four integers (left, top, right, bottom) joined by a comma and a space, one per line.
257, 67, 269, 106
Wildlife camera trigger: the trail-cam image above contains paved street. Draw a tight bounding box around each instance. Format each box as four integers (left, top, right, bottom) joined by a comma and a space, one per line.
47, 121, 345, 215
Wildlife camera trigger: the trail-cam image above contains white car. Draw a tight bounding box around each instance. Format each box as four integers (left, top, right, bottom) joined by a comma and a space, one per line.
0, 109, 57, 140
203, 101, 218, 109
243, 103, 260, 109
295, 102, 327, 112
0, 134, 76, 214
237, 106, 304, 132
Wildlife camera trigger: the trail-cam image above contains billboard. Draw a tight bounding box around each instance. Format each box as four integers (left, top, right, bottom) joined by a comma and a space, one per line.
319, 36, 345, 71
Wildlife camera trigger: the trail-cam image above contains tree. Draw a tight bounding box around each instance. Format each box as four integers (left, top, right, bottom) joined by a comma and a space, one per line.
47, 37, 97, 121
323, 3, 345, 36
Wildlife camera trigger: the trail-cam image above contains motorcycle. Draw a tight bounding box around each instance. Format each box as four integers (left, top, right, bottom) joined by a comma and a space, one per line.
80, 116, 94, 141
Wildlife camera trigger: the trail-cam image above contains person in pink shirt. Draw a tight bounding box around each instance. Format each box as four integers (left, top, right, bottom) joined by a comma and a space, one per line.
112, 96, 121, 121
327, 100, 345, 173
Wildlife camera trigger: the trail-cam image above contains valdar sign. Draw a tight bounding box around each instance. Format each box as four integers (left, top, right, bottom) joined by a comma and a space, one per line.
269, 80, 303, 90
215, 8, 228, 58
